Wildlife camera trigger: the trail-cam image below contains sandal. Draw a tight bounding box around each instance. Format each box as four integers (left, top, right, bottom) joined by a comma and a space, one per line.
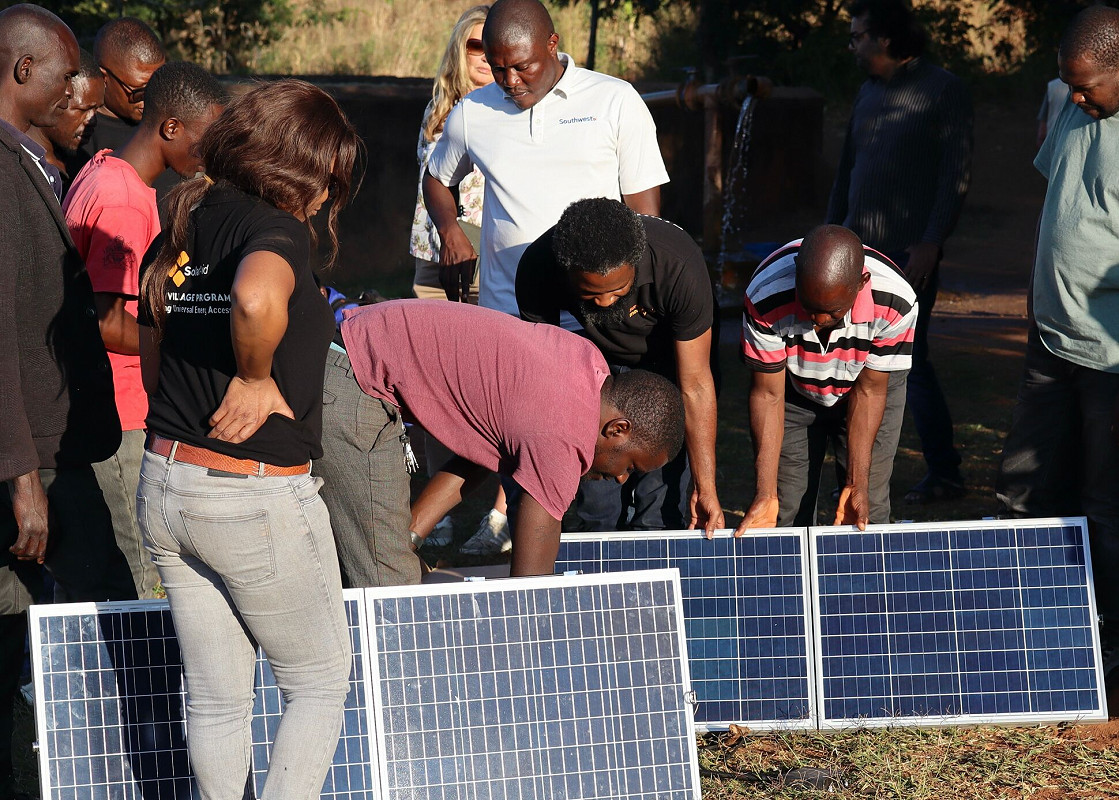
904, 474, 966, 505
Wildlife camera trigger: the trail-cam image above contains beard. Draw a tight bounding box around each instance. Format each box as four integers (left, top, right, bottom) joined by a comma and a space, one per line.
578, 283, 639, 329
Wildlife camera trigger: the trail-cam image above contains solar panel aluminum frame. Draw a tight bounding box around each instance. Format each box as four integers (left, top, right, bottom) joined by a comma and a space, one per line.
809, 517, 1108, 730
363, 569, 702, 800
556, 529, 817, 733
30, 599, 196, 800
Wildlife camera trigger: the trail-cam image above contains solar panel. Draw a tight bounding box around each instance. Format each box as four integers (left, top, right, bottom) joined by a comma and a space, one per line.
364, 569, 701, 800
555, 530, 814, 731
30, 600, 198, 800
249, 591, 374, 800
811, 517, 1107, 727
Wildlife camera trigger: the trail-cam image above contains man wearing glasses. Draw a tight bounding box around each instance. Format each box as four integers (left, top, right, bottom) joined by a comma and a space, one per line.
76, 17, 177, 197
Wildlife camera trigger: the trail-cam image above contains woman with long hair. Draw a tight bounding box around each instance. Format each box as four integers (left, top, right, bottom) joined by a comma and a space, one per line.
136, 79, 361, 800
409, 4, 491, 301
407, 4, 513, 556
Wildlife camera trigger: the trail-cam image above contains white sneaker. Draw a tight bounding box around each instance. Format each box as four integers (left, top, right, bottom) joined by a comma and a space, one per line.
459, 510, 512, 555
427, 516, 454, 547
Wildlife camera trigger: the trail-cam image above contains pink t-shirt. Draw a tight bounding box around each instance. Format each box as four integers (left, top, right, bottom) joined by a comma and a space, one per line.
341, 300, 610, 520
64, 150, 159, 431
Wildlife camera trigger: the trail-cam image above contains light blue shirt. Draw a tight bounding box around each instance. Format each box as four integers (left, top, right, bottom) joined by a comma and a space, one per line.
1034, 97, 1119, 372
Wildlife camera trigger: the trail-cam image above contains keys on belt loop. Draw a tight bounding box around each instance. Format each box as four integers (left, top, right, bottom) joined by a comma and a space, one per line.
401, 433, 419, 474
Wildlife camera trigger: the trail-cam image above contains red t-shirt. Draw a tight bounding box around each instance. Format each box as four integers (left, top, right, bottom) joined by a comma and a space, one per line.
64, 150, 159, 431
341, 300, 610, 520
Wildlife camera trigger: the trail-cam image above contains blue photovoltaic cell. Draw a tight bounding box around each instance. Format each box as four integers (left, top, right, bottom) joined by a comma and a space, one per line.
32, 602, 199, 800
365, 570, 700, 800
250, 591, 373, 800
556, 531, 813, 731
812, 519, 1107, 727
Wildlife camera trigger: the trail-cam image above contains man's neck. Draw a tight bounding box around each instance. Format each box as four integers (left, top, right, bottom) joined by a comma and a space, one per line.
25, 126, 64, 172
96, 106, 132, 123
873, 55, 914, 84
0, 97, 31, 133
115, 128, 166, 187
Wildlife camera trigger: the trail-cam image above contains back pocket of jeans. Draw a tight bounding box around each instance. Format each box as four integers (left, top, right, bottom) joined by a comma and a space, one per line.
179, 509, 276, 587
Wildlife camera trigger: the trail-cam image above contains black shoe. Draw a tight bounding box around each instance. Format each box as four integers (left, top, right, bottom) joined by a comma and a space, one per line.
904, 473, 966, 504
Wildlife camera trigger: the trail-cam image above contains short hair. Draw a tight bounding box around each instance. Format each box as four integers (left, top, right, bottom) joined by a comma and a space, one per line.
847, 0, 927, 60
552, 198, 646, 276
1060, 6, 1119, 71
93, 17, 165, 66
75, 47, 100, 82
484, 0, 554, 46
141, 62, 228, 127
604, 369, 685, 460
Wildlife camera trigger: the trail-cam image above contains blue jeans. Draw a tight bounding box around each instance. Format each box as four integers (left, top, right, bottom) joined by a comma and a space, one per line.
890, 253, 962, 480
136, 451, 352, 800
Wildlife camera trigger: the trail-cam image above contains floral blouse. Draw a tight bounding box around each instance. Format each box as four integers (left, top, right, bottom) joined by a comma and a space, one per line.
409, 101, 485, 262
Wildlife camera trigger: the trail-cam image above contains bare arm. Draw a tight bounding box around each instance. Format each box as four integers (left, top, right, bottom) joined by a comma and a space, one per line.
94, 293, 139, 355
8, 470, 48, 563
675, 331, 722, 537
422, 170, 476, 267
509, 492, 561, 577
735, 367, 785, 534
207, 251, 296, 444
835, 367, 890, 530
622, 186, 660, 217
409, 456, 490, 540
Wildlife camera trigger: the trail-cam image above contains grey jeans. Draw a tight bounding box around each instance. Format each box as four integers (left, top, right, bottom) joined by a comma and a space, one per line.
94, 428, 161, 598
315, 348, 419, 587
137, 451, 352, 800
776, 370, 909, 527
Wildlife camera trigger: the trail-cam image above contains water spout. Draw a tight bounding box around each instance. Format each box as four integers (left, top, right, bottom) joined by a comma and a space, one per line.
718, 94, 756, 276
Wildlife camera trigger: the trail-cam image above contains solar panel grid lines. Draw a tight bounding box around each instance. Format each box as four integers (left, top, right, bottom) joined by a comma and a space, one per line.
555, 529, 816, 732
809, 517, 1107, 729
249, 592, 376, 800
30, 600, 199, 800
363, 569, 701, 800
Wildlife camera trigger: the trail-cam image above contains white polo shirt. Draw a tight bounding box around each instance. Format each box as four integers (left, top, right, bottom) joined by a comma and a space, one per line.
427, 53, 669, 317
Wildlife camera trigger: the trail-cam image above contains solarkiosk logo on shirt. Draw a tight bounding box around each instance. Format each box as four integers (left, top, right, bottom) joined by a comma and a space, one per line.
164, 250, 230, 316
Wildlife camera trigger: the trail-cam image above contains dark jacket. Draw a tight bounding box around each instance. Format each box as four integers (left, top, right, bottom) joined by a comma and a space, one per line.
0, 123, 120, 480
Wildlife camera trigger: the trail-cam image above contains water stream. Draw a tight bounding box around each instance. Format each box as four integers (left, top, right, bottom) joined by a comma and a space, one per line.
718, 93, 756, 279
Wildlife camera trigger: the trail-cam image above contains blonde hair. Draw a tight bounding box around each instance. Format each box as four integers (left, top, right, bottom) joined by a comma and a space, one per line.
423, 4, 490, 142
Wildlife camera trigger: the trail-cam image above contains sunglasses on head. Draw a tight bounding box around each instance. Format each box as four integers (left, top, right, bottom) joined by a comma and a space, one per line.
465, 38, 485, 56
101, 64, 146, 104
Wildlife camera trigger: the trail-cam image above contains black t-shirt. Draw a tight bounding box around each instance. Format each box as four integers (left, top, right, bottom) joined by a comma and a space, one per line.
517, 215, 715, 378
140, 185, 335, 466
72, 112, 180, 200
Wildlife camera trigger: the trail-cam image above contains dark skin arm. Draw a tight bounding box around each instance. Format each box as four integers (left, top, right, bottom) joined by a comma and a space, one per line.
139, 325, 160, 396
208, 251, 296, 443
94, 293, 140, 355
834, 367, 890, 530
675, 331, 723, 537
409, 456, 490, 539
422, 170, 476, 268
9, 470, 48, 563
622, 187, 660, 217
736, 367, 785, 533
508, 492, 561, 577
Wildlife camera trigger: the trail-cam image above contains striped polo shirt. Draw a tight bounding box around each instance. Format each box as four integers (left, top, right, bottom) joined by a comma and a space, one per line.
742, 240, 917, 407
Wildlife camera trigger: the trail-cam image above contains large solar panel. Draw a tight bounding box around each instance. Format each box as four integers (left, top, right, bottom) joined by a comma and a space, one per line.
364, 569, 701, 799
555, 530, 814, 731
811, 517, 1107, 727
30, 600, 198, 800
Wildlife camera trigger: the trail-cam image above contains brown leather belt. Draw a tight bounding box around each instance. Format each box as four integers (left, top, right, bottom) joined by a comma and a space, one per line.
145, 435, 310, 477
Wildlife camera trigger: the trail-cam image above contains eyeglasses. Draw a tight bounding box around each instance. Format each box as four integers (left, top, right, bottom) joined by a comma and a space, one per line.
465, 38, 485, 56
101, 64, 146, 104
849, 29, 870, 46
